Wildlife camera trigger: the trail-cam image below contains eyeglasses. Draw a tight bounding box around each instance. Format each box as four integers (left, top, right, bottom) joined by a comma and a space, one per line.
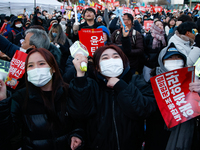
192, 29, 198, 35
103, 32, 106, 35
122, 19, 130, 21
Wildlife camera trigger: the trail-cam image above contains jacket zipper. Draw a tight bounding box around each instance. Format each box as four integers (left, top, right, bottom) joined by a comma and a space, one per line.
112, 93, 120, 150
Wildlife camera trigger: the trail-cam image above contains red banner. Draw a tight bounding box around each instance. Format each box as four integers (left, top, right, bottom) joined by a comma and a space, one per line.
5, 50, 27, 89
153, 6, 163, 13
123, 7, 135, 16
134, 7, 140, 15
94, 3, 103, 10
113, 1, 120, 7
66, 6, 72, 9
77, 6, 84, 10
150, 67, 200, 128
79, 29, 104, 57
143, 20, 154, 31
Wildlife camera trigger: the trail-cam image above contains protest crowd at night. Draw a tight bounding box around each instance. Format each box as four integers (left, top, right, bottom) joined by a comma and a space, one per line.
0, 0, 200, 149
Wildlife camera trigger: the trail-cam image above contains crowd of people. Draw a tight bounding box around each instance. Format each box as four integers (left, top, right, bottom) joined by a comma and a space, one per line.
0, 4, 200, 150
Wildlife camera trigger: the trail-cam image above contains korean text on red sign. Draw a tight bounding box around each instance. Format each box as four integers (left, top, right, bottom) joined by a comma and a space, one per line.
79, 28, 104, 57
143, 20, 154, 31
5, 50, 27, 89
150, 67, 200, 128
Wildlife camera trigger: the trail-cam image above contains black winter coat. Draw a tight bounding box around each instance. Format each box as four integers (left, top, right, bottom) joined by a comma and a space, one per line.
0, 84, 84, 150
68, 69, 156, 150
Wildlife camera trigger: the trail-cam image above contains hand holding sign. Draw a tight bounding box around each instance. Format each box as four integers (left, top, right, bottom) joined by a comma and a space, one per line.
113, 7, 128, 32
70, 41, 89, 72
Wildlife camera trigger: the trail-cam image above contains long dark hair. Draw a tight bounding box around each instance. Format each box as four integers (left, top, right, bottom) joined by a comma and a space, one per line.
93, 45, 129, 74
24, 48, 69, 127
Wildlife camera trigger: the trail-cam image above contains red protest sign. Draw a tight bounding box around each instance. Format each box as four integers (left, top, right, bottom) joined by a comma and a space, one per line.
113, 1, 120, 7
134, 7, 140, 15
94, 3, 103, 10
194, 4, 200, 10
103, 0, 114, 3
5, 50, 27, 89
77, 6, 83, 10
79, 29, 104, 57
143, 20, 154, 31
153, 6, 163, 13
123, 7, 135, 16
150, 67, 200, 128
139, 6, 146, 13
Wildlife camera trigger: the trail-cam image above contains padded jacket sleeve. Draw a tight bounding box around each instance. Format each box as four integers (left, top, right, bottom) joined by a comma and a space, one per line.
113, 74, 157, 119
68, 76, 99, 119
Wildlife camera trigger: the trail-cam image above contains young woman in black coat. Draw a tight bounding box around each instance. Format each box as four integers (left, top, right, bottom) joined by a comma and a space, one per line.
68, 45, 157, 150
0, 48, 83, 150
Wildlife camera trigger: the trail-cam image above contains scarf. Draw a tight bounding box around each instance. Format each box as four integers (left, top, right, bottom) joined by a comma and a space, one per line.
150, 23, 166, 49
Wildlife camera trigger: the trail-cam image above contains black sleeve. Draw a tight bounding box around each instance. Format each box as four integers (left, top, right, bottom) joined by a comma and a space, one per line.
67, 77, 99, 119
113, 75, 157, 119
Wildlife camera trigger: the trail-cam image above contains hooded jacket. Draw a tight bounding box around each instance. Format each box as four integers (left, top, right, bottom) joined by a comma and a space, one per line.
68, 67, 156, 150
167, 30, 200, 67
0, 84, 84, 150
156, 44, 200, 150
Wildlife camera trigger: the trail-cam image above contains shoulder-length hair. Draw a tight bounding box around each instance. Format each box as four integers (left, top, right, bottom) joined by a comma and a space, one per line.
93, 45, 129, 73
48, 23, 66, 45
24, 48, 69, 126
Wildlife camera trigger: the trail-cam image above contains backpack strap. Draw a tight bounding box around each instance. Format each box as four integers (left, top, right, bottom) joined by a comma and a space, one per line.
132, 29, 136, 45
11, 30, 16, 39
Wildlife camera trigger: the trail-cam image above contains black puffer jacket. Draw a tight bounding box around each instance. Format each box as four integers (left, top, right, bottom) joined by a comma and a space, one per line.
68, 68, 156, 150
0, 84, 84, 150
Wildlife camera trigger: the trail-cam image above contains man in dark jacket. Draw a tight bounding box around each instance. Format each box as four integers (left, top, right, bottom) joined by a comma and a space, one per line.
71, 8, 102, 42
111, 13, 144, 74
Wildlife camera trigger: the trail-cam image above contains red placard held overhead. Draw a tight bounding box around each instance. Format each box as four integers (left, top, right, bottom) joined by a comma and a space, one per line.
94, 3, 103, 10
123, 7, 135, 16
153, 6, 163, 13
150, 67, 200, 128
113, 1, 120, 7
143, 20, 154, 31
79, 29, 104, 57
134, 7, 140, 15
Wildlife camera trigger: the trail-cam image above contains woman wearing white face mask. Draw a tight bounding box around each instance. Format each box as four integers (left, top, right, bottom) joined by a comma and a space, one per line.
48, 23, 72, 73
69, 45, 156, 149
0, 48, 83, 150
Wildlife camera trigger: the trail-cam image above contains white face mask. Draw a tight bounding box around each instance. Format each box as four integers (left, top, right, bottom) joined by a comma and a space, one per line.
100, 58, 123, 77
164, 60, 184, 71
15, 23, 22, 28
27, 68, 53, 87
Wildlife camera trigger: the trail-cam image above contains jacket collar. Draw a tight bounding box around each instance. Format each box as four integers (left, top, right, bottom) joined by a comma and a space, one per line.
28, 83, 63, 103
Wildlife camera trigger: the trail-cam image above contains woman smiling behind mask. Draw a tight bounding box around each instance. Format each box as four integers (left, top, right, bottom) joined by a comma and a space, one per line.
0, 48, 83, 150
68, 45, 156, 149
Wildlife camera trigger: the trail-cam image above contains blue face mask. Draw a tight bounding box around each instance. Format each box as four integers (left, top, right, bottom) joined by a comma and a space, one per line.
52, 32, 57, 37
